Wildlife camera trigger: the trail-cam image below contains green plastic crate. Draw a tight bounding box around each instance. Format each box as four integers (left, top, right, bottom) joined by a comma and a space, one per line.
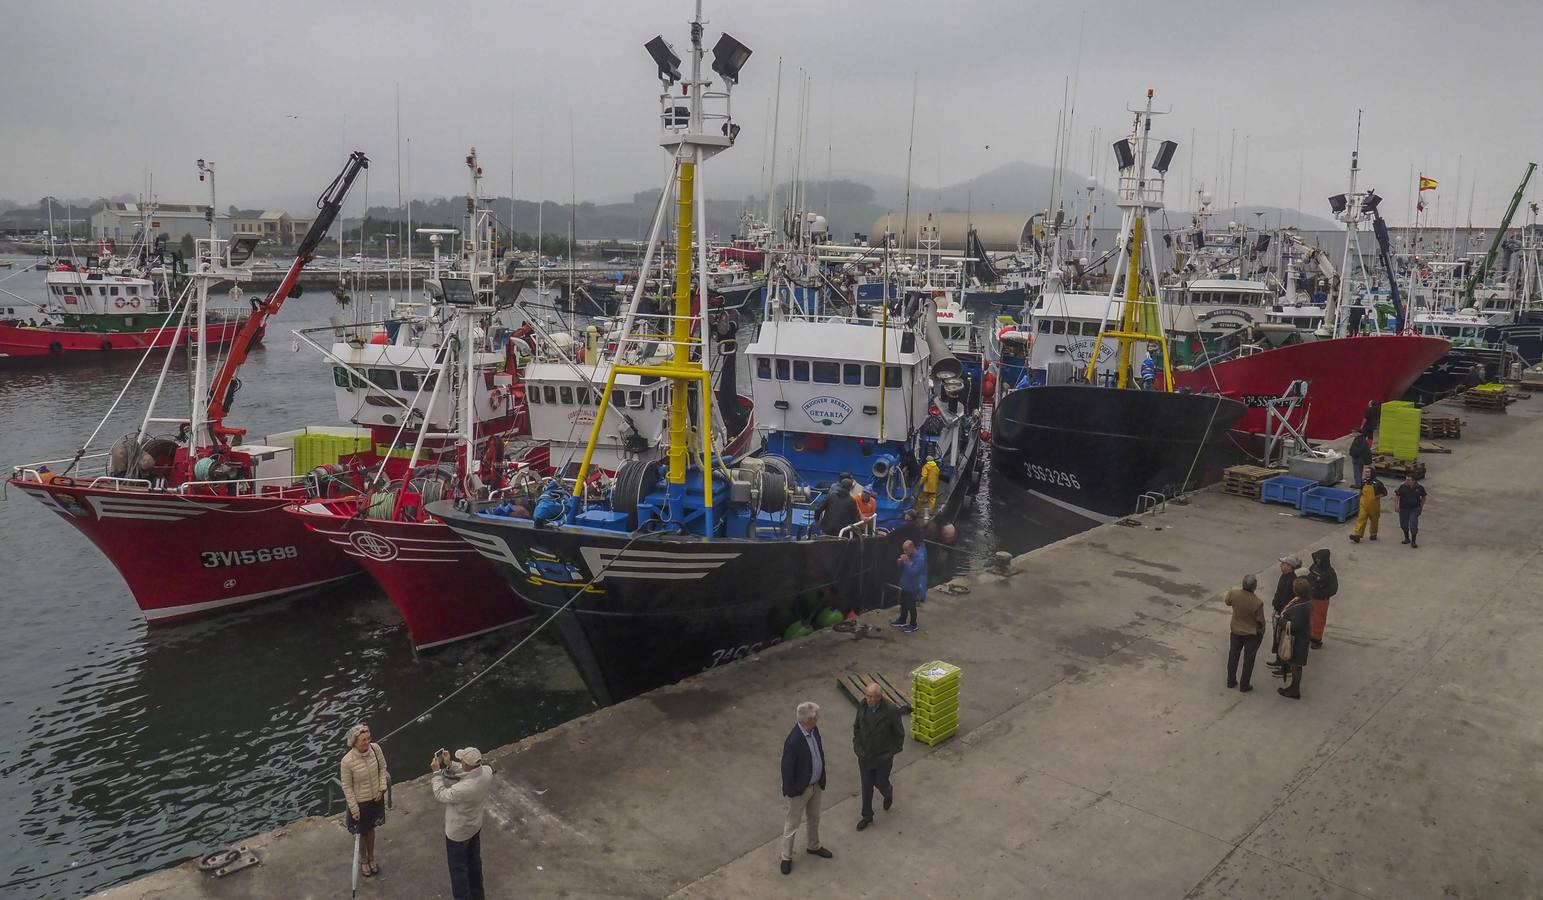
912, 660, 961, 690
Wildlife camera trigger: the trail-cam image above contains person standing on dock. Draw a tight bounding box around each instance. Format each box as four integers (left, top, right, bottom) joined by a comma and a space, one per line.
852, 681, 905, 831
1269, 556, 1302, 674
890, 540, 927, 634
1278, 577, 1314, 699
1361, 400, 1381, 439
780, 702, 833, 875
431, 747, 493, 900
1350, 467, 1386, 543
340, 725, 388, 880
919, 458, 940, 517
1396, 474, 1427, 549
1349, 433, 1374, 490
1224, 574, 1267, 692
1307, 549, 1338, 650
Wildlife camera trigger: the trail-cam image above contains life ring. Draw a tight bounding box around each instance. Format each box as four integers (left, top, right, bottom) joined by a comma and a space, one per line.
100, 340, 113, 352
114, 297, 126, 309
51, 475, 76, 487
489, 388, 505, 410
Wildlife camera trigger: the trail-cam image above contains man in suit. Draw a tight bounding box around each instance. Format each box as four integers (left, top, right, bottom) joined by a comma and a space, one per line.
779, 701, 833, 875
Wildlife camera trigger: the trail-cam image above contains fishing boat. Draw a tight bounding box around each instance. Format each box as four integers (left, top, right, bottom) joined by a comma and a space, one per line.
8, 154, 370, 622
992, 92, 1246, 522
434, 8, 978, 703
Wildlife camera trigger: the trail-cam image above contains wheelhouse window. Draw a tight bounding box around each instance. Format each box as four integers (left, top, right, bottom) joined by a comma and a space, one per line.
368, 368, 399, 390
812, 361, 840, 384
1051, 320, 1066, 334
627, 390, 644, 409
843, 363, 862, 385
884, 365, 902, 388
1081, 321, 1101, 336
1037, 319, 1050, 333
529, 385, 542, 404
756, 358, 771, 379
543, 385, 557, 404
127, 286, 139, 296
793, 360, 810, 381
863, 364, 881, 387
559, 386, 574, 405
775, 358, 791, 380
399, 371, 420, 392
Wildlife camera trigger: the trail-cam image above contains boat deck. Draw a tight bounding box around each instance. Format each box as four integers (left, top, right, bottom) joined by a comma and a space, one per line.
95, 397, 1543, 899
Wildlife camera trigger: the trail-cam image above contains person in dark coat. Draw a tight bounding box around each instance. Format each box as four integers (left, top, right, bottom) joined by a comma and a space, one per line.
779, 701, 832, 875
1278, 576, 1314, 699
1348, 433, 1373, 489
1308, 548, 1338, 650
1268, 556, 1301, 672
1395, 474, 1428, 548
852, 681, 906, 831
817, 477, 859, 536
1361, 400, 1380, 439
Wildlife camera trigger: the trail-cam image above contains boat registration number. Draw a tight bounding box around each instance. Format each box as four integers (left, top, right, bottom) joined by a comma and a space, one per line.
200, 546, 300, 568
1024, 462, 1082, 490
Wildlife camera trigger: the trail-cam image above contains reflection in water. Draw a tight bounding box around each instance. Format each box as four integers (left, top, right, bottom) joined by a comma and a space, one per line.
0, 262, 1090, 897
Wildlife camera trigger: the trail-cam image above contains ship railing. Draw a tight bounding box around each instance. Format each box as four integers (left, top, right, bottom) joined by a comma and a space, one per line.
1132, 492, 1167, 517
175, 473, 308, 497
9, 451, 116, 482
838, 515, 877, 540
85, 476, 154, 491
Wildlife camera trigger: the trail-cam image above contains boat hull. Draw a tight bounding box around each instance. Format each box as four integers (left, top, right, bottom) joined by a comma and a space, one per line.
286, 502, 535, 650
0, 319, 253, 362
1171, 335, 1449, 439
991, 384, 1246, 521
436, 450, 977, 704
9, 478, 359, 621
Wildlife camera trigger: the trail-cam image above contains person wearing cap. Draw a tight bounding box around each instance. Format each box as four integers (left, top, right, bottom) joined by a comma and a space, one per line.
1268, 556, 1301, 673
431, 747, 494, 900
340, 724, 388, 879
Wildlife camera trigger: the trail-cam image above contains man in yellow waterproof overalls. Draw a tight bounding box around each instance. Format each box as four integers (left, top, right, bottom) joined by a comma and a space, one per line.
1349, 465, 1385, 543
919, 457, 940, 517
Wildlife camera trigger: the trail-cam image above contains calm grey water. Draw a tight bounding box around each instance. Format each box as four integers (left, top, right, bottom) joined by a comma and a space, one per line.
0, 257, 1087, 898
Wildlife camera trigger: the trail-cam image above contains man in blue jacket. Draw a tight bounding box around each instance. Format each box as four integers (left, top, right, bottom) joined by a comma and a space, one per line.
779, 701, 833, 875
890, 539, 927, 633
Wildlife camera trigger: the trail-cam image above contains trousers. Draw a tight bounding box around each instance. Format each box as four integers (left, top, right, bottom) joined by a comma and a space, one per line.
858, 756, 894, 818
1354, 499, 1380, 537
1400, 506, 1423, 540
1310, 598, 1329, 642
898, 591, 919, 627
781, 784, 823, 860
445, 831, 485, 900
1228, 633, 1262, 687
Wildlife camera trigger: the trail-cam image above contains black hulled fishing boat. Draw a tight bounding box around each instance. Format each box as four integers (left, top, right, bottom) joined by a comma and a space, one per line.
433, 6, 979, 704
991, 91, 1245, 522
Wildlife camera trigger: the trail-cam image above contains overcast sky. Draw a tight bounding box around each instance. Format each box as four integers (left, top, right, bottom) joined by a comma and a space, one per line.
2, 0, 1539, 225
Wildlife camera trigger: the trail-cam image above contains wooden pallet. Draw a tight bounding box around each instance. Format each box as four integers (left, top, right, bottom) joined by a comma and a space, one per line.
1420, 416, 1462, 439
1222, 465, 1285, 497
1372, 454, 1426, 479
1419, 441, 1452, 454
1462, 389, 1508, 411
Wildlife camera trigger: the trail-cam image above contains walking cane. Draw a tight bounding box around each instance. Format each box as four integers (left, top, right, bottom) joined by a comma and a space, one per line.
350, 831, 361, 897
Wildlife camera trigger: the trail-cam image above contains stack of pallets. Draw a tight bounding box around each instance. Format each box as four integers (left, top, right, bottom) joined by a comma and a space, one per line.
1420, 416, 1462, 439
910, 661, 960, 747
1372, 454, 1427, 480
1222, 465, 1286, 498
1463, 384, 1510, 411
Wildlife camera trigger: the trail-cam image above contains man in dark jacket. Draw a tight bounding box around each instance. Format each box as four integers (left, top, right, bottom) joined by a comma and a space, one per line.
817, 477, 859, 536
1308, 548, 1338, 650
1279, 577, 1314, 699
779, 701, 832, 875
1395, 474, 1427, 548
852, 682, 906, 831
1348, 433, 1373, 489
1361, 400, 1380, 439
1268, 556, 1301, 673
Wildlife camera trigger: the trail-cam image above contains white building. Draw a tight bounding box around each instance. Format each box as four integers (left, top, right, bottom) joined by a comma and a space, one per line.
90, 202, 231, 243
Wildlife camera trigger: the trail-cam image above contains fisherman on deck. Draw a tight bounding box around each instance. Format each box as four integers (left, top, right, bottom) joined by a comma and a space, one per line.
1139, 351, 1157, 390
918, 458, 940, 517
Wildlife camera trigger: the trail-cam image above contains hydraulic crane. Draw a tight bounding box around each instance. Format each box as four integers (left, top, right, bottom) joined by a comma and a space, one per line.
205, 151, 369, 444
1463, 162, 1536, 304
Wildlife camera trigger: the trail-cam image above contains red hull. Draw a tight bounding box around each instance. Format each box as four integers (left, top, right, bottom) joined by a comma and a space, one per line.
0, 319, 250, 360
9, 479, 359, 621
1170, 335, 1450, 440
288, 502, 534, 650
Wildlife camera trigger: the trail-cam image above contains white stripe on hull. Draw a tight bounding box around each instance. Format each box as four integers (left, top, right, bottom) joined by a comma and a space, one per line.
140, 573, 358, 620
580, 546, 740, 582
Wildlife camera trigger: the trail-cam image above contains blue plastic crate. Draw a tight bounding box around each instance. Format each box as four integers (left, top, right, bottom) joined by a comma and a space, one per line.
1259, 475, 1317, 507
1298, 486, 1360, 523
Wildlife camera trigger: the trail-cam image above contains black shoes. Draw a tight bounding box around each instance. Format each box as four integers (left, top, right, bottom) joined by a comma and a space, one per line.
883, 794, 893, 811
1369, 534, 1378, 541
856, 817, 872, 831
1277, 687, 1301, 699
1349, 534, 1360, 543
1310, 640, 1323, 649
807, 847, 834, 859
780, 860, 791, 875
1239, 684, 1254, 693
1401, 535, 1410, 544
1411, 540, 1418, 549
1227, 679, 1238, 689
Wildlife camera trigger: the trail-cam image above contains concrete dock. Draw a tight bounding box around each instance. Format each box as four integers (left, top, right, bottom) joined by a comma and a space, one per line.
97, 397, 1543, 900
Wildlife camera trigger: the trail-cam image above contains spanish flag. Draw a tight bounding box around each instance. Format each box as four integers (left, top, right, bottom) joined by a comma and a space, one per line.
1419, 175, 1439, 192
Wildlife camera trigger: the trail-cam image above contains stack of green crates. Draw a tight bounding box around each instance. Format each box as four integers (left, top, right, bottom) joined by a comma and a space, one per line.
291, 430, 373, 475
1378, 401, 1421, 461
911, 660, 961, 746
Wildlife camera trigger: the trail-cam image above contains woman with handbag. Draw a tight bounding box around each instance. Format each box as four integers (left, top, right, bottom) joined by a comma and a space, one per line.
1276, 577, 1314, 699
341, 724, 389, 878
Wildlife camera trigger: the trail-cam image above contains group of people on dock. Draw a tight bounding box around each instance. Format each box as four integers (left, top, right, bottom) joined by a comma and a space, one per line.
1221, 550, 1341, 699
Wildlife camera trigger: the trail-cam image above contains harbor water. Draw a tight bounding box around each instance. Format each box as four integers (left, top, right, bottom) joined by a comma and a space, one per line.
0, 257, 1089, 898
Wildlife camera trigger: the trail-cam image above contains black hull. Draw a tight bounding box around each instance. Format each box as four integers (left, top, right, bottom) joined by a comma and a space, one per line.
1405, 347, 1508, 404
437, 450, 977, 704
964, 285, 1026, 307
990, 385, 1246, 521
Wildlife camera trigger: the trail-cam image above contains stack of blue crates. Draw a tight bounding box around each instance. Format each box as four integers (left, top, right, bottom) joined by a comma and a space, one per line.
1259, 475, 1359, 523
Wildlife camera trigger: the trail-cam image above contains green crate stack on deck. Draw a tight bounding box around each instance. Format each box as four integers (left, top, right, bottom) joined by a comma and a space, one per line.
911, 660, 961, 746
1379, 401, 1421, 461
291, 431, 372, 475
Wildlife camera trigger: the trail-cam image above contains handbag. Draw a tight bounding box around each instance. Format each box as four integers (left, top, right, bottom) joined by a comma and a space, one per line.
1276, 598, 1307, 663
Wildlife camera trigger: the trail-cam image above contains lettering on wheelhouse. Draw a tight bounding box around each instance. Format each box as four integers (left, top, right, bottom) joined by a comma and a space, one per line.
1022, 462, 1082, 490
199, 546, 299, 568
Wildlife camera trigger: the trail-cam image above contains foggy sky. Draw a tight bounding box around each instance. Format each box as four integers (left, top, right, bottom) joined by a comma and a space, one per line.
2, 0, 1539, 226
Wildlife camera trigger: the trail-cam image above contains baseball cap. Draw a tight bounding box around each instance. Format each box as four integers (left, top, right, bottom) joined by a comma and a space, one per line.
1278, 556, 1301, 568
454, 747, 483, 767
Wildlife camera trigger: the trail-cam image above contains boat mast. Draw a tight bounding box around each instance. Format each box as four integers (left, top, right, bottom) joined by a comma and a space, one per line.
190, 159, 216, 452
1088, 90, 1175, 390
1325, 113, 1363, 338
